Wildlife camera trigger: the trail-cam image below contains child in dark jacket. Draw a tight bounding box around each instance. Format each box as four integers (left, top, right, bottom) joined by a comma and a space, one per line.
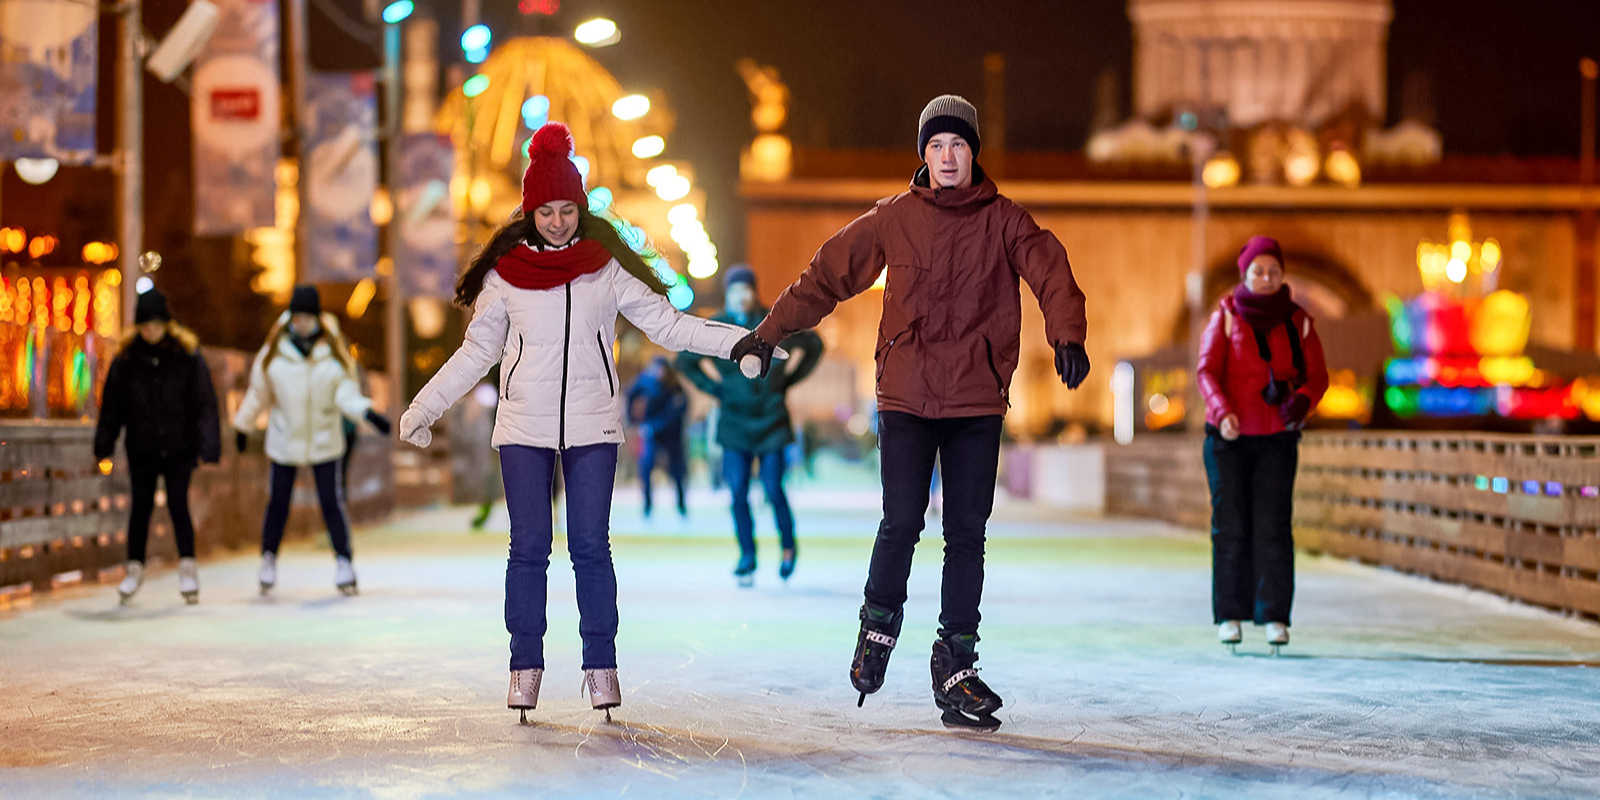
94, 289, 221, 605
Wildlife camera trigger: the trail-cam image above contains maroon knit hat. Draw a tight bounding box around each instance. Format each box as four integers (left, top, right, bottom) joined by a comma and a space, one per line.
521, 122, 587, 214
1237, 236, 1284, 274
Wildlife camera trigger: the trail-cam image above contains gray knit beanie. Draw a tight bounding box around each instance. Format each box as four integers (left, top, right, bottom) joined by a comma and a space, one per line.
917, 94, 981, 158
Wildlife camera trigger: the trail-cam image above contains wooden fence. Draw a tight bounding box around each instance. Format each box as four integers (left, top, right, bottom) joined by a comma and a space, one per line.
1106, 431, 1600, 618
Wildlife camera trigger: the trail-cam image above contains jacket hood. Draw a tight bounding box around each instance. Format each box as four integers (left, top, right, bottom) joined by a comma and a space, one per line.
910, 163, 997, 208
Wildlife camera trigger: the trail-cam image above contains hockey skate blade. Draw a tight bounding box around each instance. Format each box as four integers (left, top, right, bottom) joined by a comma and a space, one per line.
940, 709, 1001, 733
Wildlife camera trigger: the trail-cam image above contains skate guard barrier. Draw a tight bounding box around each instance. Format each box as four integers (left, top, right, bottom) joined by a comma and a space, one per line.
1107, 431, 1600, 620
0, 349, 394, 598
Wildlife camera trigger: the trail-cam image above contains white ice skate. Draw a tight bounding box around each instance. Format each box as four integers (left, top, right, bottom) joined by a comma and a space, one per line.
257, 552, 277, 596
507, 668, 542, 724
1266, 622, 1290, 655
335, 556, 358, 596
1218, 620, 1243, 654
582, 668, 621, 722
117, 561, 144, 605
177, 558, 199, 605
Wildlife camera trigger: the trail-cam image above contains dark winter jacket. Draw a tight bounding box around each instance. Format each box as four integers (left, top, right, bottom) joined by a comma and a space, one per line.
679, 309, 824, 455
94, 333, 222, 465
754, 164, 1086, 419
625, 372, 688, 444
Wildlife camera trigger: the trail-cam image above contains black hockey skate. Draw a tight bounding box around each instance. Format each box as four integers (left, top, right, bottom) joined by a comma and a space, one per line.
931, 635, 1003, 732
850, 603, 902, 706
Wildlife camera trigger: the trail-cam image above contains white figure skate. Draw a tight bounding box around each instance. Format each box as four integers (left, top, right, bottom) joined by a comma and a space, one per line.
508, 668, 543, 724
257, 552, 277, 596
583, 668, 622, 722
1218, 620, 1243, 654
335, 556, 358, 596
117, 561, 144, 605
177, 558, 199, 605
1266, 622, 1290, 656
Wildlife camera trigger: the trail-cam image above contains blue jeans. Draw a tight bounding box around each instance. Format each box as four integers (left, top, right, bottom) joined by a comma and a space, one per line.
500, 443, 620, 671
723, 449, 794, 558
261, 460, 352, 559
639, 436, 687, 515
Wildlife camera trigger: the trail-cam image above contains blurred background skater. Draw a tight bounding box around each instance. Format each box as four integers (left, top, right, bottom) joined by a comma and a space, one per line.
680, 265, 823, 585
94, 288, 220, 605
1197, 236, 1328, 654
626, 356, 690, 520
234, 285, 391, 598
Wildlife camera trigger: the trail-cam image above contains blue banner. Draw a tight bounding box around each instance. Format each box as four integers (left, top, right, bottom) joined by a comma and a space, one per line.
303, 71, 378, 283
398, 134, 457, 298
192, 0, 281, 235
0, 3, 98, 162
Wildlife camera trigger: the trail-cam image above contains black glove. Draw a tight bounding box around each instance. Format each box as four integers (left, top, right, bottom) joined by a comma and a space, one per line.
1280, 393, 1312, 429
365, 409, 393, 435
730, 330, 776, 379
1054, 342, 1091, 390
235, 431, 249, 454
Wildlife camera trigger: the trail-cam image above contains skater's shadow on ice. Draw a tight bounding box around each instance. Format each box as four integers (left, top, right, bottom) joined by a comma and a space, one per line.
68, 606, 190, 622
1228, 651, 1600, 668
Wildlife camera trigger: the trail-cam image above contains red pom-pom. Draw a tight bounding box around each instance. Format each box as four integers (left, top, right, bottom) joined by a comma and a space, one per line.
529, 122, 574, 158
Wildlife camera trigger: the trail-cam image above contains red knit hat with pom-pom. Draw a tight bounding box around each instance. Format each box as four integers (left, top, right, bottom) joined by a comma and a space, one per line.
521, 122, 587, 214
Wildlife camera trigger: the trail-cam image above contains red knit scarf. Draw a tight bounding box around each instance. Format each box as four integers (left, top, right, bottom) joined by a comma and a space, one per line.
494, 238, 612, 291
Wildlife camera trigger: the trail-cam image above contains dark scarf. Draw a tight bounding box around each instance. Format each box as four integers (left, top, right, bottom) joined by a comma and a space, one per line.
495, 237, 612, 291
1231, 284, 1297, 332
289, 327, 322, 357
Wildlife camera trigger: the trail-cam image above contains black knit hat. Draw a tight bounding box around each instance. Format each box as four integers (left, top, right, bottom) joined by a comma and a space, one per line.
289, 284, 321, 316
724, 265, 757, 291
134, 288, 171, 325
917, 94, 982, 158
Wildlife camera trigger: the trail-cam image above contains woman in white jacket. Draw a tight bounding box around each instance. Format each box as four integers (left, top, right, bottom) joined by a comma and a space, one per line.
400, 123, 756, 723
234, 285, 391, 596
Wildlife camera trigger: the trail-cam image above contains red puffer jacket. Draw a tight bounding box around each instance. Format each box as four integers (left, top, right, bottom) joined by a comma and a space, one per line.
1196, 293, 1329, 436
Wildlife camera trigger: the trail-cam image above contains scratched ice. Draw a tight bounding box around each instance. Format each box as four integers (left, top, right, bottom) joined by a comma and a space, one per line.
4, 476, 1600, 799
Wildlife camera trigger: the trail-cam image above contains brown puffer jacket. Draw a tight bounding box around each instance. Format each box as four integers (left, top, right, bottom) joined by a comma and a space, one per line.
755, 164, 1087, 419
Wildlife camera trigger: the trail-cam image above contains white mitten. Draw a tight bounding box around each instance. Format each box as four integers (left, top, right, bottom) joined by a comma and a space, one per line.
399, 408, 433, 448
739, 346, 791, 379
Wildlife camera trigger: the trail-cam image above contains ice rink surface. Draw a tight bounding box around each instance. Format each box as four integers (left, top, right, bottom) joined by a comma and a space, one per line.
4, 481, 1600, 799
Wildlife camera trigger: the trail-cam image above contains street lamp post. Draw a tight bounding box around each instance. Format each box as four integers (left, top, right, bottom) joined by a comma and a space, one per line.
117, 0, 144, 324
383, 19, 406, 409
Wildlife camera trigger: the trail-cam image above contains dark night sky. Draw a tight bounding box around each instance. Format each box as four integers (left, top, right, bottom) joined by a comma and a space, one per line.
471, 0, 1595, 264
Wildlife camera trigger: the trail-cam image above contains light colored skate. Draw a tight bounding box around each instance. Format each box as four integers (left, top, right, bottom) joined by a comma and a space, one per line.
582, 668, 621, 722
335, 556, 358, 596
178, 558, 199, 605
117, 561, 144, 605
507, 668, 543, 724
1218, 620, 1242, 654
257, 553, 277, 596
1266, 622, 1290, 656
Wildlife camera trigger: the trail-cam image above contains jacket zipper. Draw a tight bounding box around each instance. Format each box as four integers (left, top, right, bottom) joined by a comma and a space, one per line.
596, 331, 615, 397
983, 339, 1010, 407
558, 283, 572, 449
503, 333, 524, 400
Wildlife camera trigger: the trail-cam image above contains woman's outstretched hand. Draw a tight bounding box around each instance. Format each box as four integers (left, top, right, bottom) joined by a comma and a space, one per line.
399, 409, 432, 448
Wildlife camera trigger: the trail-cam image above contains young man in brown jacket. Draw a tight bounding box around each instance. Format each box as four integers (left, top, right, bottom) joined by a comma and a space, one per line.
731, 95, 1089, 731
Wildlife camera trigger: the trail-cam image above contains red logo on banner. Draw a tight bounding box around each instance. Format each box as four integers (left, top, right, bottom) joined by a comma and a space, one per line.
210, 88, 261, 121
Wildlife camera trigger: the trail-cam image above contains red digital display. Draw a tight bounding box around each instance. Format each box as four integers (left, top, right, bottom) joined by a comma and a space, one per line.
210, 89, 261, 121
519, 0, 559, 15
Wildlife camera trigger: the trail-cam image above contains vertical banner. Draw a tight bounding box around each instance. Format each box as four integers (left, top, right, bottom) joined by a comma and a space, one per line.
303, 72, 379, 283
192, 0, 281, 235
0, 1, 98, 162
398, 133, 457, 298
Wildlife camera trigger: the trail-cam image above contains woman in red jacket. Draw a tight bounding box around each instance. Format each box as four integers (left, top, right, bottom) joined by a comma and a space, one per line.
1196, 236, 1328, 652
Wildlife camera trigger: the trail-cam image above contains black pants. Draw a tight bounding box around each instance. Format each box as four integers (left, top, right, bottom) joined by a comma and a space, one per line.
127, 458, 196, 564
261, 460, 353, 559
865, 411, 1003, 640
1203, 429, 1299, 625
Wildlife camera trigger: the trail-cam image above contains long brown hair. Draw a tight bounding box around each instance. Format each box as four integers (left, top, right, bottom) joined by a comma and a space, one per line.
257, 312, 359, 377
455, 207, 671, 307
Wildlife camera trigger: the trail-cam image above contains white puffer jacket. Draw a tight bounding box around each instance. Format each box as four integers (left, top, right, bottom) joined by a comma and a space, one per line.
406, 260, 748, 450
234, 316, 374, 466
